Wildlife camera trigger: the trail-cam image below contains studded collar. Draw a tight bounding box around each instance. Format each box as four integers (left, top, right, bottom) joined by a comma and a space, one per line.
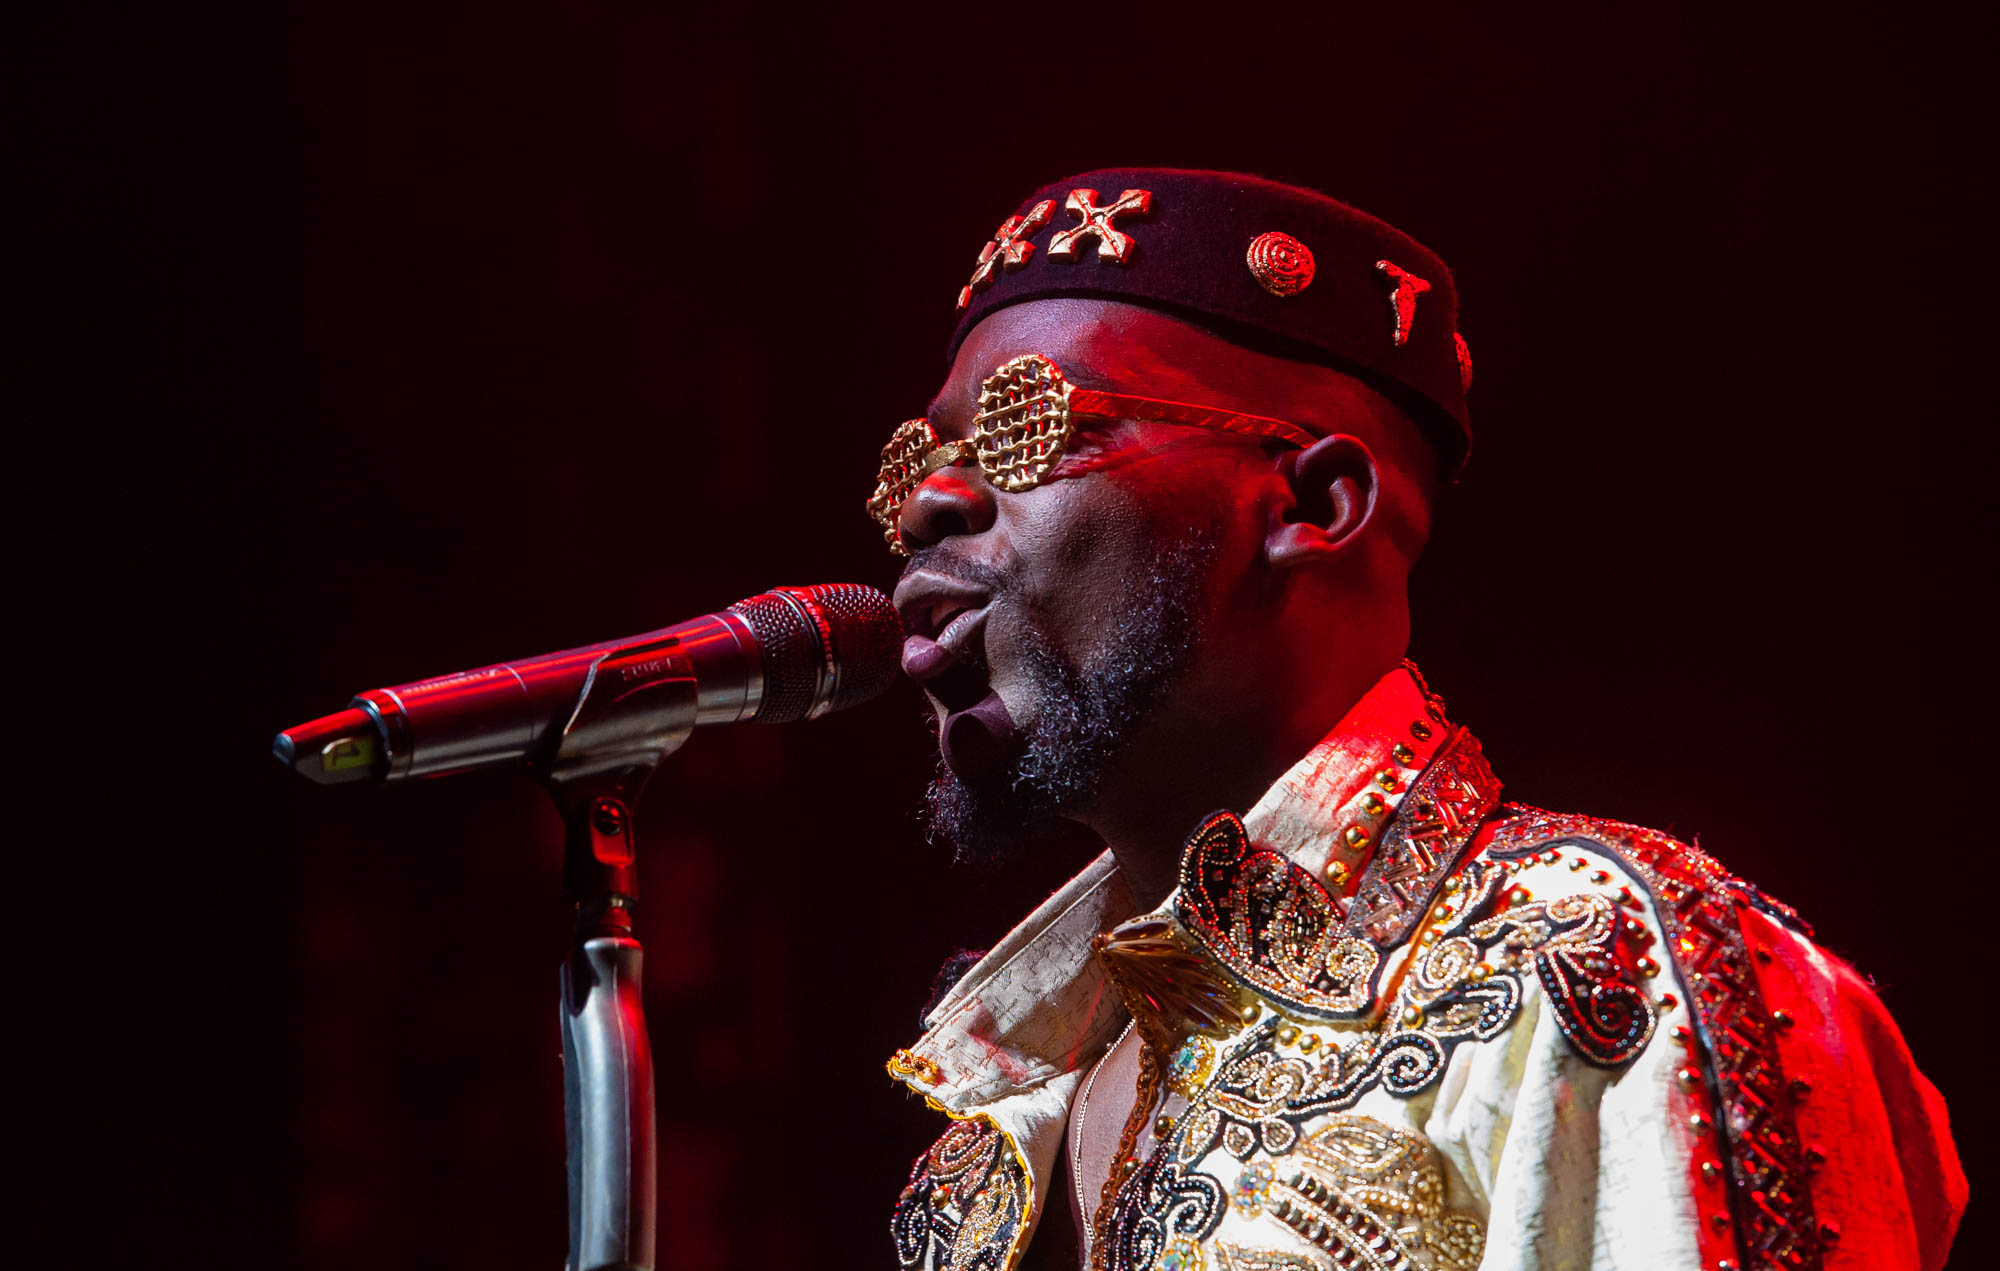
890, 664, 1474, 1111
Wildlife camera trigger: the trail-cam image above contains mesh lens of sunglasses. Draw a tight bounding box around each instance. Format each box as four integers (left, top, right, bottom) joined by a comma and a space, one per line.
971, 353, 1078, 493
866, 419, 973, 553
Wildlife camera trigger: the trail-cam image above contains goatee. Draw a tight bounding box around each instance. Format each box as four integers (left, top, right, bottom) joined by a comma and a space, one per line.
923, 530, 1221, 868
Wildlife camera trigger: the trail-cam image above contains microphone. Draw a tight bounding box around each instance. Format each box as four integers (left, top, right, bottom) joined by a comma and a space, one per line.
274, 583, 901, 785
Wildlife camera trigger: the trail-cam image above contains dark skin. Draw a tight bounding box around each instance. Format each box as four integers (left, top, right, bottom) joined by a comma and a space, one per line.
893, 298, 1434, 908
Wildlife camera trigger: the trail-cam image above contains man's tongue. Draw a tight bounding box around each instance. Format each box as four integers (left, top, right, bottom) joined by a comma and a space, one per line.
942, 693, 1019, 781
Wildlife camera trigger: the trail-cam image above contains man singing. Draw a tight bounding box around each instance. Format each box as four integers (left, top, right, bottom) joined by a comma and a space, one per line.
873, 169, 1963, 1271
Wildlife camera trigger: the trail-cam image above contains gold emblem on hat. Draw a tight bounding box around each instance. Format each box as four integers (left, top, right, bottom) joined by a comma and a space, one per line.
957, 199, 1056, 311
1246, 232, 1315, 297
1048, 188, 1152, 265
1375, 260, 1432, 347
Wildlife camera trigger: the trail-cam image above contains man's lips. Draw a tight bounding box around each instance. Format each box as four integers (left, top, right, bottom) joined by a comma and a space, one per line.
894, 569, 994, 682
902, 607, 987, 681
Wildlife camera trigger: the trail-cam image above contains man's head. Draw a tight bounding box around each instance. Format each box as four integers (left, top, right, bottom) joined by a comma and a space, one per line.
879, 171, 1471, 882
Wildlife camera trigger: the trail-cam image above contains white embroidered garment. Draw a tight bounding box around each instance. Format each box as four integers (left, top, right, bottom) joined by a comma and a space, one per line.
889, 666, 1965, 1271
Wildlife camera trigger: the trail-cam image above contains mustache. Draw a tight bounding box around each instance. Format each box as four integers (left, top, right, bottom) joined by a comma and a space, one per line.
899, 546, 1014, 596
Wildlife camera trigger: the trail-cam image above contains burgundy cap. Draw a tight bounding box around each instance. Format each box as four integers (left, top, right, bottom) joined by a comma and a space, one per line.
948, 167, 1473, 477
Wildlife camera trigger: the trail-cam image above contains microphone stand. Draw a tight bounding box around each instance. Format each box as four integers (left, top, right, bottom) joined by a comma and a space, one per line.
541, 631, 713, 1271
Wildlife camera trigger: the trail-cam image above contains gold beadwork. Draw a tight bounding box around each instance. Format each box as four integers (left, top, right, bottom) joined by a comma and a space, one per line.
1276, 1024, 1300, 1045
1400, 1004, 1424, 1028
1343, 825, 1370, 850
1325, 860, 1351, 890
1360, 792, 1387, 816
1392, 742, 1416, 764
1246, 231, 1315, 296
1373, 768, 1399, 792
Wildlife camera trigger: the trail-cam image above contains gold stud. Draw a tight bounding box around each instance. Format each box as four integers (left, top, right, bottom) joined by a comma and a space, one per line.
1700, 1160, 1721, 1182
1276, 1024, 1300, 1045
1344, 825, 1371, 850
1676, 1067, 1702, 1091
1590, 869, 1611, 885
1468, 962, 1493, 983
1673, 1025, 1694, 1045
1508, 887, 1532, 907
1569, 857, 1588, 871
1419, 928, 1440, 945
1325, 861, 1351, 890
1400, 1004, 1424, 1028
1771, 1009, 1795, 1030
1689, 1113, 1711, 1135
1434, 904, 1455, 922
1410, 720, 1433, 741
1374, 769, 1399, 792
1360, 792, 1387, 817
1392, 743, 1416, 764
1240, 1002, 1261, 1023
1636, 956, 1661, 977
1155, 1115, 1176, 1137
1299, 1033, 1321, 1052
1658, 993, 1679, 1011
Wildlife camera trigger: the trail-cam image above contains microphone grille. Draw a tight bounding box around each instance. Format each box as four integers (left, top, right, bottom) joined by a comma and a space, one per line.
728, 583, 901, 724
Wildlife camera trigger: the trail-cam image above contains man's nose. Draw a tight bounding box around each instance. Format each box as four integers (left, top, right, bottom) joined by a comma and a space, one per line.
897, 462, 997, 552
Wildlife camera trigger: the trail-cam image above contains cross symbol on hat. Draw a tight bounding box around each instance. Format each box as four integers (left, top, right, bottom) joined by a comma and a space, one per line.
957, 200, 1056, 311
1048, 188, 1153, 265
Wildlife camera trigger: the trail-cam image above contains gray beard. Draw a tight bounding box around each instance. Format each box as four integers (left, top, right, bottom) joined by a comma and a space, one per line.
923, 531, 1221, 869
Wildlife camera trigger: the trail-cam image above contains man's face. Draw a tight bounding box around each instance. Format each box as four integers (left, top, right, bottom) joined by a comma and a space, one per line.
892, 299, 1297, 864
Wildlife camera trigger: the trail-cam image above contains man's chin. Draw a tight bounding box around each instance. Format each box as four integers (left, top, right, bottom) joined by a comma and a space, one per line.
923, 762, 1048, 870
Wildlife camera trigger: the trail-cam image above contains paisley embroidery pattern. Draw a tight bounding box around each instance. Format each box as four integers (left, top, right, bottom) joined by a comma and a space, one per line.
1106, 851, 1659, 1270
892, 1118, 1028, 1271
1176, 812, 1383, 1019
1100, 1146, 1227, 1271
1489, 809, 1823, 1271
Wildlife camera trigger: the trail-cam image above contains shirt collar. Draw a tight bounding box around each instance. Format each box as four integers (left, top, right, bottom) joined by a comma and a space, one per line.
889, 663, 1444, 1112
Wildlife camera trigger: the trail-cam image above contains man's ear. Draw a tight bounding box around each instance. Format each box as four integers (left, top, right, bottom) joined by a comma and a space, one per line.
1265, 434, 1379, 569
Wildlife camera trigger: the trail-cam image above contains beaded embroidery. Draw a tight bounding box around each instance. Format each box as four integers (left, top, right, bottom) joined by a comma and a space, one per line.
1488, 809, 1824, 1271
893, 1118, 1029, 1271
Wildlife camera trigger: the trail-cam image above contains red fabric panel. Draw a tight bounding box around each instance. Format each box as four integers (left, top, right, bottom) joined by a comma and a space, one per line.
1741, 906, 1967, 1271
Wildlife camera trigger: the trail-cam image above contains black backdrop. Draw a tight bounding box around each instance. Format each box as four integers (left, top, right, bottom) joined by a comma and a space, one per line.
51, 4, 1991, 1267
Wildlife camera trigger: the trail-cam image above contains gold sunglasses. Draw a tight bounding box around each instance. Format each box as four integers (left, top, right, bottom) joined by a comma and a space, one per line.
866, 352, 1319, 555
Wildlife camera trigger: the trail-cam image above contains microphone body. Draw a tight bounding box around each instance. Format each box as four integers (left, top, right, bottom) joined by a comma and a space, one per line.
275, 584, 900, 785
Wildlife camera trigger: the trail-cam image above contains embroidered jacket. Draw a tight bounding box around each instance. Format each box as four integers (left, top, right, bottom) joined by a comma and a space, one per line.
888, 668, 1965, 1271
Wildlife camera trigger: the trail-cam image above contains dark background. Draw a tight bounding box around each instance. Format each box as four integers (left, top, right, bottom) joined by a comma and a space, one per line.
47, 3, 1990, 1267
